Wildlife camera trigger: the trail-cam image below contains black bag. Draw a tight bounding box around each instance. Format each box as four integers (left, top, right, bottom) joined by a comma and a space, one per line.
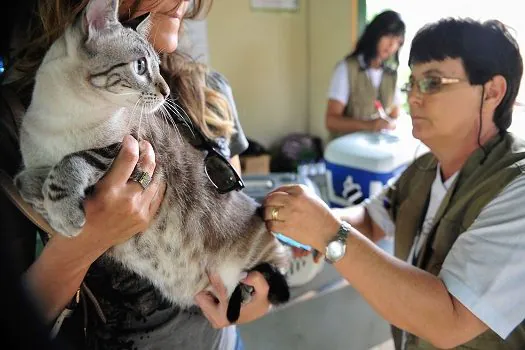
270, 133, 324, 173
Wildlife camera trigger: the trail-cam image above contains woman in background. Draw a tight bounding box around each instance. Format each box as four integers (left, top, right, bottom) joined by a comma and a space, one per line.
326, 10, 406, 140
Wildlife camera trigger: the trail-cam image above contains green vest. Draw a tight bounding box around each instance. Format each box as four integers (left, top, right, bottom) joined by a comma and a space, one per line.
330, 56, 397, 140
385, 132, 525, 350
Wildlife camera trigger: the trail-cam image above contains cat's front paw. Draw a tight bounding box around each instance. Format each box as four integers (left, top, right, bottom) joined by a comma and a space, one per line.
15, 168, 48, 214
44, 197, 86, 237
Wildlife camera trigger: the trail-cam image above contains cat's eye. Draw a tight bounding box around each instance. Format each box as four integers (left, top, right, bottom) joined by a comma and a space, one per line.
134, 58, 147, 75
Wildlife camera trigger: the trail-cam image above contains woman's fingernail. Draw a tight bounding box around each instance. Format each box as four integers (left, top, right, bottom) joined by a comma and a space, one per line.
239, 272, 248, 280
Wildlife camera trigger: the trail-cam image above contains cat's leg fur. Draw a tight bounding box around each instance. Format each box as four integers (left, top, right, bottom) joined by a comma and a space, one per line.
16, 144, 123, 237
41, 151, 109, 237
15, 166, 52, 222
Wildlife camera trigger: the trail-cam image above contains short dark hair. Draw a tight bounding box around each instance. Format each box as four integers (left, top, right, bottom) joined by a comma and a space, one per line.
409, 18, 523, 131
350, 10, 406, 70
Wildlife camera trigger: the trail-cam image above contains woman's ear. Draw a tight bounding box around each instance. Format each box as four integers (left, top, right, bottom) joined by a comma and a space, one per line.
484, 75, 507, 109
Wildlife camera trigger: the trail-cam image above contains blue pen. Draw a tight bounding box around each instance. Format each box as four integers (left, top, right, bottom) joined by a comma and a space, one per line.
273, 232, 312, 251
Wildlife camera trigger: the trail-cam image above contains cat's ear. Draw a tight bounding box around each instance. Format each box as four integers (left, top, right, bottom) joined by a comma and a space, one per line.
83, 0, 119, 35
136, 13, 153, 38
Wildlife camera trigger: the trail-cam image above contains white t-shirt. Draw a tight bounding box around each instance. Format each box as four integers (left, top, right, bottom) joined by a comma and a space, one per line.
328, 59, 403, 108
408, 168, 458, 262
365, 169, 525, 339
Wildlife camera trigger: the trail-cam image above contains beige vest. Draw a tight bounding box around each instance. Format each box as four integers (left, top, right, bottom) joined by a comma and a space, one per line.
385, 133, 525, 350
330, 56, 397, 140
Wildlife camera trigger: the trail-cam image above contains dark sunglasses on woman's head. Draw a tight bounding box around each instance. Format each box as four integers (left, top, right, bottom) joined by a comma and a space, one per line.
175, 118, 245, 194
401, 76, 465, 95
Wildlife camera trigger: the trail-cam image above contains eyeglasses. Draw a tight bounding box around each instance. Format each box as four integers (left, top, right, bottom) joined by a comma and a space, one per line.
176, 118, 245, 194
401, 76, 465, 95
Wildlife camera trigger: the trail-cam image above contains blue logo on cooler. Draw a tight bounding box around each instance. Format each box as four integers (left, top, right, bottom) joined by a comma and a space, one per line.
325, 162, 405, 208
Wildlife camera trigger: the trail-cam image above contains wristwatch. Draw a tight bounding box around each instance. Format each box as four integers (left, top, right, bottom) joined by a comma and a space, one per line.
324, 221, 352, 264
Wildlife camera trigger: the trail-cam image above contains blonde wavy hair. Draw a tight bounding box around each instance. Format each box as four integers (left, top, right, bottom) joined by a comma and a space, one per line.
10, 0, 234, 140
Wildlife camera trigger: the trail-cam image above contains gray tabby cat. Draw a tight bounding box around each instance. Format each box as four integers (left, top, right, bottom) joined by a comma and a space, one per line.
15, 0, 290, 318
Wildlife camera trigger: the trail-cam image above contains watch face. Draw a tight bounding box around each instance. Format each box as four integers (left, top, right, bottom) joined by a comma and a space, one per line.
327, 240, 345, 260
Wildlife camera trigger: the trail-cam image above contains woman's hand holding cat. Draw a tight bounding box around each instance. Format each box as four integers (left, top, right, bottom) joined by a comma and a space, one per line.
80, 135, 166, 255
51, 135, 165, 264
195, 272, 271, 328
25, 136, 166, 322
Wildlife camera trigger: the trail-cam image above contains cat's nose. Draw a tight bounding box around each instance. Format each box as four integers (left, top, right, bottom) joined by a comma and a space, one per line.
157, 82, 170, 99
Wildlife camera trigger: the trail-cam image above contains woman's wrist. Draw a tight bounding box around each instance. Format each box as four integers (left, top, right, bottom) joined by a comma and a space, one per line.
42, 221, 114, 273
313, 216, 342, 252
46, 233, 106, 269
364, 119, 376, 131
23, 236, 97, 322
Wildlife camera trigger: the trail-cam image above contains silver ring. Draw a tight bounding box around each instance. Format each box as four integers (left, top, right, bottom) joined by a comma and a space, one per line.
130, 170, 152, 190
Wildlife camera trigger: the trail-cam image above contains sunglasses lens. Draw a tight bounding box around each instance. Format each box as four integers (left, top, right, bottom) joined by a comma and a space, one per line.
205, 155, 240, 192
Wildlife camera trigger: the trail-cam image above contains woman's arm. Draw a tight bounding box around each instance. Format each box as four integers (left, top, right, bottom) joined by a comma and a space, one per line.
325, 99, 393, 133
23, 136, 165, 322
263, 185, 488, 348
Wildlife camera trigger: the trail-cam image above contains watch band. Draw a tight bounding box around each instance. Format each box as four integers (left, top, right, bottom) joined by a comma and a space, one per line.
338, 221, 351, 240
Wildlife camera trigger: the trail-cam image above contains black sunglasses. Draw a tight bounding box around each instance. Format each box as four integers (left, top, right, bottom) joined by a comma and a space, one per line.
175, 118, 245, 194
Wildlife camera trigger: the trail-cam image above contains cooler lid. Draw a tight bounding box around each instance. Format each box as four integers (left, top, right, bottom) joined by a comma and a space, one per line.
324, 132, 415, 172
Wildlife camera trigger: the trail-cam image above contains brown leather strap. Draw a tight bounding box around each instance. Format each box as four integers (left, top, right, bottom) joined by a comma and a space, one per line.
0, 169, 58, 237
0, 85, 56, 237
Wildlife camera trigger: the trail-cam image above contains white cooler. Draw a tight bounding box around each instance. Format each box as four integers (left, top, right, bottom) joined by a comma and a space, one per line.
324, 131, 418, 208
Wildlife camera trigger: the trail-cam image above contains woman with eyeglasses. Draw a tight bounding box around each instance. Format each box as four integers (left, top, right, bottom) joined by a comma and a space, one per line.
326, 10, 405, 140
0, 0, 268, 349
265, 18, 525, 349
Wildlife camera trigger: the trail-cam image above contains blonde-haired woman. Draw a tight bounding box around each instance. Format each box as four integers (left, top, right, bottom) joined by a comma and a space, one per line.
1, 0, 268, 348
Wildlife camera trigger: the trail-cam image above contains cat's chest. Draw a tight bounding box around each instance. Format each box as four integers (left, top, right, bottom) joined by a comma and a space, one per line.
21, 123, 125, 167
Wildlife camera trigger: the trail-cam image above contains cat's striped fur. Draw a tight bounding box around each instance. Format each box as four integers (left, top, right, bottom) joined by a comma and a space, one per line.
15, 0, 290, 312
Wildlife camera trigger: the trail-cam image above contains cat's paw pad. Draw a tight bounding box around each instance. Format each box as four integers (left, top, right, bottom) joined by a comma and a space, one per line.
45, 199, 86, 237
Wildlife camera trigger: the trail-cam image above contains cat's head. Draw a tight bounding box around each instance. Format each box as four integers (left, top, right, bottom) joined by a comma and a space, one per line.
62, 0, 169, 113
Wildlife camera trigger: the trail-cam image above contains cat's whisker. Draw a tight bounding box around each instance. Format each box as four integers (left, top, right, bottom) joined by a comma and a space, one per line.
159, 105, 183, 144
146, 105, 156, 143
164, 100, 195, 137
162, 100, 183, 121
155, 106, 173, 143
162, 100, 185, 123
130, 97, 141, 119
157, 104, 172, 128
170, 100, 193, 126
163, 104, 194, 140
174, 104, 194, 130
128, 97, 142, 135
137, 102, 145, 140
